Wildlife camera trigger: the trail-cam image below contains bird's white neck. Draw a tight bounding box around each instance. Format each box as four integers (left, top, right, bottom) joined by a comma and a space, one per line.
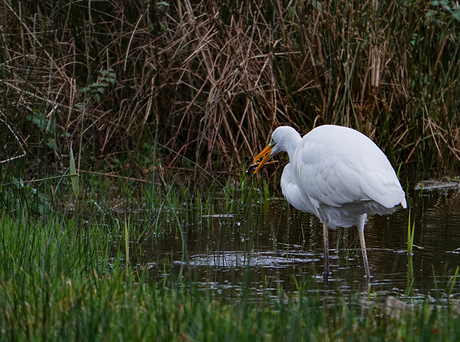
271, 126, 303, 160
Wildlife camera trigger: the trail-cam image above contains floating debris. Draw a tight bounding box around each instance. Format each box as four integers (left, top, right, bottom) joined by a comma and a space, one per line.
202, 214, 234, 218
384, 296, 414, 319
384, 296, 460, 318
446, 248, 460, 255
414, 180, 460, 191
174, 250, 318, 268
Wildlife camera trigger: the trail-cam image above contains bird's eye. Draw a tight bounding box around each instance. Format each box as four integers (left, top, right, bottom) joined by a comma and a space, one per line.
270, 138, 276, 146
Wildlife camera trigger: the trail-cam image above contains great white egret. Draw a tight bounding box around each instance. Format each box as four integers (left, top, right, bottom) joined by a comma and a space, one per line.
253, 125, 407, 279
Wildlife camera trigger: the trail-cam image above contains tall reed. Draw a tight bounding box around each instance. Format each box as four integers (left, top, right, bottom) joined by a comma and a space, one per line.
2, 0, 460, 178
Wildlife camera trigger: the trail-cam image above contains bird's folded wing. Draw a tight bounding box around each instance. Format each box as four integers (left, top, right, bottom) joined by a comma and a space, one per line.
296, 149, 405, 209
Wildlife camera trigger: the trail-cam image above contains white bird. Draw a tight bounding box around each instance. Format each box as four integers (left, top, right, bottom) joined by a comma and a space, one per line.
252, 125, 407, 279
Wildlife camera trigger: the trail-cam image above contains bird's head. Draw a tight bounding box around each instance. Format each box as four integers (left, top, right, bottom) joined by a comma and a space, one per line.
252, 126, 300, 173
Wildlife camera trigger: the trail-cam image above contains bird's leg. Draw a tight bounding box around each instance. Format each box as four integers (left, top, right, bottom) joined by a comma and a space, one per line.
323, 221, 330, 277
357, 214, 371, 279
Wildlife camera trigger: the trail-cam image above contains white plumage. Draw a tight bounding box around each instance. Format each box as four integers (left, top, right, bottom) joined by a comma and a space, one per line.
253, 125, 407, 279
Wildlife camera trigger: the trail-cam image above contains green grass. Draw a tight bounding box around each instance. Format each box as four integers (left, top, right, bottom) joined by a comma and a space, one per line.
0, 178, 459, 341
1, 212, 459, 341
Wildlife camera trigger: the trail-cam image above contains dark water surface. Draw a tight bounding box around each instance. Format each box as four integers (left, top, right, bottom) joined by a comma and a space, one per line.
137, 182, 460, 299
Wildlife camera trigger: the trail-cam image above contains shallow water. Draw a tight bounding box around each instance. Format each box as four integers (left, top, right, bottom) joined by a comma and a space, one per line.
138, 182, 460, 299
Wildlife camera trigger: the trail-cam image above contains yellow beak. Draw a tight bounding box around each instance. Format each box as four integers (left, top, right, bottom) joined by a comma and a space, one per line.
252, 144, 273, 173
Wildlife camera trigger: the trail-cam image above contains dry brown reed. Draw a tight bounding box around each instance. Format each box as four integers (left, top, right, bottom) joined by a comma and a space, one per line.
2, 0, 460, 179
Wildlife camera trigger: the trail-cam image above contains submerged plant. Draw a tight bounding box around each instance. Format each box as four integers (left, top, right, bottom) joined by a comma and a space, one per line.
407, 210, 416, 256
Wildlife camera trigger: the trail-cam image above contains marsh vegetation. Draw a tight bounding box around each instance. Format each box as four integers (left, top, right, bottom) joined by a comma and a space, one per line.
1, 176, 460, 340
2, 0, 460, 340
3, 0, 460, 175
